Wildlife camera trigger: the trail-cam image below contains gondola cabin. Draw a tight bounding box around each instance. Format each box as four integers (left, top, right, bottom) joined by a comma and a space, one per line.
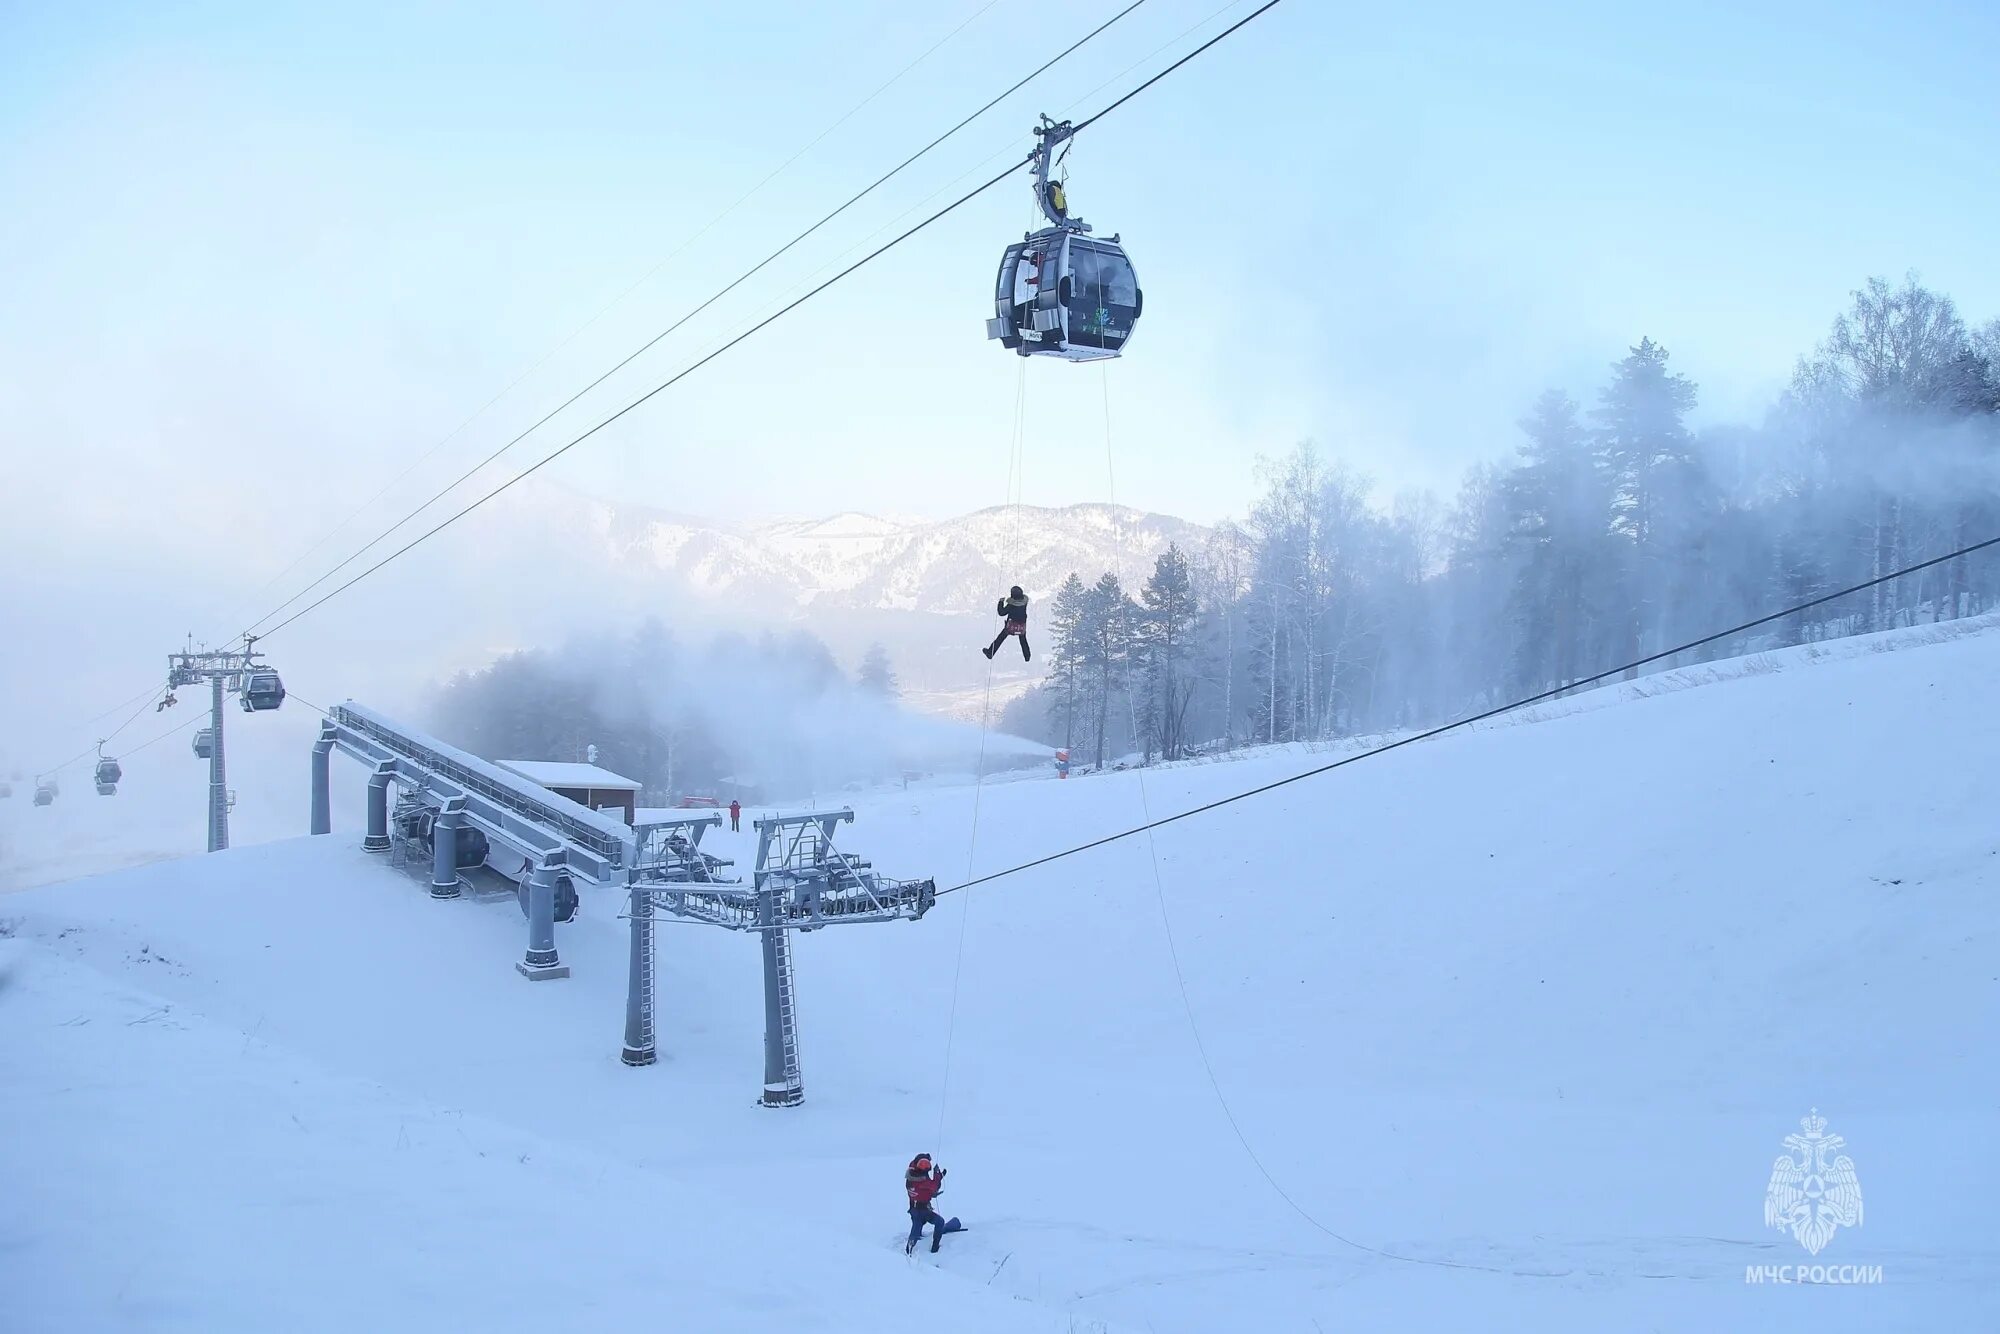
988, 229, 1140, 362
34, 779, 56, 806
94, 756, 122, 796
985, 115, 1142, 362
240, 670, 285, 712
192, 727, 215, 759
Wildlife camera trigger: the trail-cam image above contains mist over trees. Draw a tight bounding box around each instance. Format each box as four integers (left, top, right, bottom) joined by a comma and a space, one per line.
857, 642, 899, 699
1003, 275, 2000, 763
430, 627, 1015, 803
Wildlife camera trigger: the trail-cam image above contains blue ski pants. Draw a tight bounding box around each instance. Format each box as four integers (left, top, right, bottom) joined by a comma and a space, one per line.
908, 1205, 946, 1248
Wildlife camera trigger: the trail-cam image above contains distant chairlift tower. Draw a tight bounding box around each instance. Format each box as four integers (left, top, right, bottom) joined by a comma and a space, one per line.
167, 637, 286, 853
622, 809, 936, 1107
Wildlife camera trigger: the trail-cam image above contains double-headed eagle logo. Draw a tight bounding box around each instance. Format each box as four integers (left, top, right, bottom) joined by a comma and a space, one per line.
1764, 1109, 1863, 1256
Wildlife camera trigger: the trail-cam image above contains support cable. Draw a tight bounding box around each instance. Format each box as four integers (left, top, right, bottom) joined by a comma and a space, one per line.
935, 355, 1032, 1153
30, 0, 1284, 776
236, 0, 1159, 644
942, 534, 2000, 895
249, 0, 1285, 640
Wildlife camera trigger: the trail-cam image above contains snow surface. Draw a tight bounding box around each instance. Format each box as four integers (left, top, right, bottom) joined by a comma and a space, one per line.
4, 619, 1997, 1330
495, 759, 644, 791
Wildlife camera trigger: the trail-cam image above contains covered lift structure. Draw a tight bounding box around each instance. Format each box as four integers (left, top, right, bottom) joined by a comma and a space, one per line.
312, 701, 935, 1105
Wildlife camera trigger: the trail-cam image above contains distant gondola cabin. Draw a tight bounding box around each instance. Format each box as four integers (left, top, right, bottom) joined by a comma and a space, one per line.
495, 760, 641, 825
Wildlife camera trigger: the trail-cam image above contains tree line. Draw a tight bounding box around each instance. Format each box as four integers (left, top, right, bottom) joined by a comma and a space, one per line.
1002, 274, 2000, 765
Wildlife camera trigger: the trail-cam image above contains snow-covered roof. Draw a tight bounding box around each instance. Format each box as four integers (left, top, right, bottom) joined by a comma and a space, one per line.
496, 760, 642, 791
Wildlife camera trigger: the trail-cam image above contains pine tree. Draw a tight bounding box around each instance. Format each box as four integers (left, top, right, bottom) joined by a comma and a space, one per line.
1195, 523, 1251, 747
1596, 338, 1705, 662
1044, 572, 1090, 752
856, 643, 898, 699
1079, 572, 1135, 768
1504, 389, 1612, 693
1139, 543, 1200, 759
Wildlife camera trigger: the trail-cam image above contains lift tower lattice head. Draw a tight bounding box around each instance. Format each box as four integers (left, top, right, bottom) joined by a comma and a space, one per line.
622, 808, 936, 1107
167, 637, 284, 853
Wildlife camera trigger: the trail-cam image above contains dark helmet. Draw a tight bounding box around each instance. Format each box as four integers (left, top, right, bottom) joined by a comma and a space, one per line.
1009, 585, 1024, 599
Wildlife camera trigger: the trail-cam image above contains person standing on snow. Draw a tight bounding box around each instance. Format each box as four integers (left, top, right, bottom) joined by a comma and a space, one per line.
729, 799, 741, 832
982, 586, 1030, 662
905, 1153, 952, 1254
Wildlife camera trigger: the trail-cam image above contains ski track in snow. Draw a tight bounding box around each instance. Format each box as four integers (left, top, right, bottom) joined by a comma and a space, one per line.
3, 616, 1998, 1330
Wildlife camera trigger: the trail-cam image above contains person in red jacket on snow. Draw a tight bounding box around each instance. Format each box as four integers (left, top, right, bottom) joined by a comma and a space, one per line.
729, 799, 741, 832
904, 1153, 957, 1254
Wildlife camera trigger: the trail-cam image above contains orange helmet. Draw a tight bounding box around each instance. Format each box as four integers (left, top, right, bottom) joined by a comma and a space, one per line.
909, 1154, 932, 1174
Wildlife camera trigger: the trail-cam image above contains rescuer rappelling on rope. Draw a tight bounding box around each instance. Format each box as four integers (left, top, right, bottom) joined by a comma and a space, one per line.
982, 586, 1030, 661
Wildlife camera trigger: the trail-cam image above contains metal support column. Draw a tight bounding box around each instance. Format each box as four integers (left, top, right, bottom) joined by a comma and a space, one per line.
621, 883, 656, 1065
617, 808, 927, 1093
429, 802, 464, 900
759, 887, 803, 1107
207, 675, 229, 852
516, 857, 570, 981
170, 642, 281, 854
309, 723, 334, 836
362, 764, 392, 852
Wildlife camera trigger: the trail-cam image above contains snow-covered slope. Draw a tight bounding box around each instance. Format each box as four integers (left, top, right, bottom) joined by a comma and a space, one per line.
0, 933, 1072, 1334
4, 619, 1995, 1330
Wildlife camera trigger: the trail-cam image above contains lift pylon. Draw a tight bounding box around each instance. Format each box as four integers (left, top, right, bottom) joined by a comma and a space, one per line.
621, 808, 935, 1106
167, 638, 284, 852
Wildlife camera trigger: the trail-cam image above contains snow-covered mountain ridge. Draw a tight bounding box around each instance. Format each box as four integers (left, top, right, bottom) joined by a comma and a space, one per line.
544, 486, 1213, 614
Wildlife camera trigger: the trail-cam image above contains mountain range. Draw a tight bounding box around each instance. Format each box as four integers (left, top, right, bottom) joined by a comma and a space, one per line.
592, 498, 1209, 613
482, 483, 1213, 719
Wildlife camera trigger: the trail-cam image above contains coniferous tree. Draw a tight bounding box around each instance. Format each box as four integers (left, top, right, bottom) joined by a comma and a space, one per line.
1044, 572, 1090, 752
1079, 572, 1136, 767
1139, 543, 1200, 759
1505, 389, 1613, 692
1596, 338, 1704, 663
946, 274, 2000, 753
856, 643, 898, 698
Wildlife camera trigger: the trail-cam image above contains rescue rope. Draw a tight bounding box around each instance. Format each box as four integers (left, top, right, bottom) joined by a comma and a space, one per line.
1096, 367, 1580, 1278
934, 355, 1031, 1152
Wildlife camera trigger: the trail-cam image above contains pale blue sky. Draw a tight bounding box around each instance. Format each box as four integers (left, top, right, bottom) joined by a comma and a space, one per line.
5, 0, 1997, 535
3, 0, 1999, 761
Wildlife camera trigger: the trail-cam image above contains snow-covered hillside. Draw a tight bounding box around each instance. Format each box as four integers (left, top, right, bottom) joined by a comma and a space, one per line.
491, 482, 1207, 618
3, 620, 1995, 1330
442, 481, 1205, 712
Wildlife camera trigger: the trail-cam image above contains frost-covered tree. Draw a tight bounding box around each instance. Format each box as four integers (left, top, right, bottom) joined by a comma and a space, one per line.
1079, 572, 1137, 767
1043, 572, 1091, 752
998, 272, 2000, 752
856, 643, 898, 699
1138, 543, 1200, 759
1503, 390, 1618, 692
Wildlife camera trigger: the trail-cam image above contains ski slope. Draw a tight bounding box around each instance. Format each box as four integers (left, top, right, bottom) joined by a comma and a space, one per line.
3, 620, 1996, 1330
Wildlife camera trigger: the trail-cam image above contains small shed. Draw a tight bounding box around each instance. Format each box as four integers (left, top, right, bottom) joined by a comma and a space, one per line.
497, 760, 643, 826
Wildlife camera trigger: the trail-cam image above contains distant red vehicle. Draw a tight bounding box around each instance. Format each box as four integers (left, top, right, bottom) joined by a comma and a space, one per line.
676, 795, 721, 809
